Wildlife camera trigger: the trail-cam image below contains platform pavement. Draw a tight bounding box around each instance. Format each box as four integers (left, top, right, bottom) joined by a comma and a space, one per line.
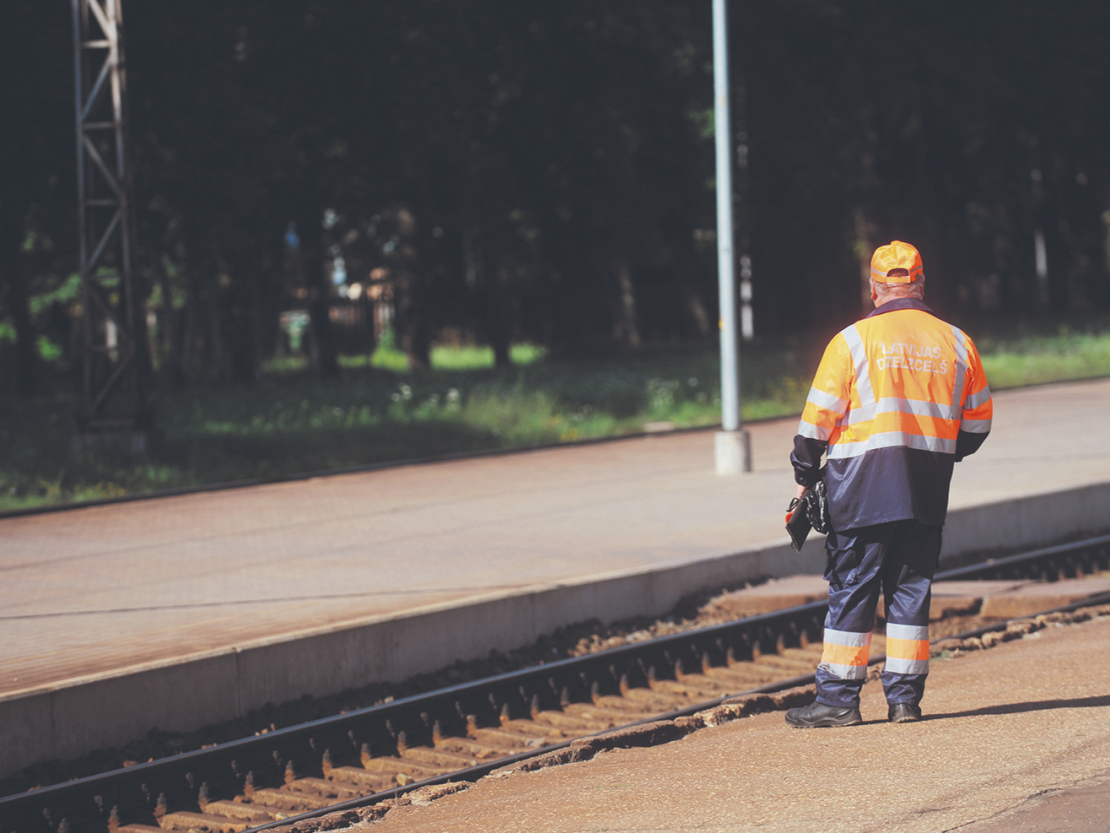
358, 610, 1110, 833
1, 377, 1109, 779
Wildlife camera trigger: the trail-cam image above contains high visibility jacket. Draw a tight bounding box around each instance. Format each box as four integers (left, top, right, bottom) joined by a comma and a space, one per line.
792, 299, 992, 530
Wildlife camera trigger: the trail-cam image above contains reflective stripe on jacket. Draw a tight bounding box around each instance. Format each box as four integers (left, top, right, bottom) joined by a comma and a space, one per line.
792, 299, 992, 530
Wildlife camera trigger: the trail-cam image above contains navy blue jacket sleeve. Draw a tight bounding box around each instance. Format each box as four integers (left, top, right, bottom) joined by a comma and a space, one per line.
791, 435, 828, 487
954, 429, 989, 463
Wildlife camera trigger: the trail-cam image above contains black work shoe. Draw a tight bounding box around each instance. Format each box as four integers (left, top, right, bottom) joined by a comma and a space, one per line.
785, 700, 862, 728
888, 703, 922, 723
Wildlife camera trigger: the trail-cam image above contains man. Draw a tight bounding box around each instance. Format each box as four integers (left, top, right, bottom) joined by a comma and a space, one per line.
785, 240, 992, 728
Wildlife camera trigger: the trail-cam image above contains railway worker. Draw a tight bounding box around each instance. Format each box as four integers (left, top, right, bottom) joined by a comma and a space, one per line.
785, 240, 992, 727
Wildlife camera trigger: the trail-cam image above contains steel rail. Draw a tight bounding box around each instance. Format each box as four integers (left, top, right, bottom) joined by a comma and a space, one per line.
2, 601, 827, 832
248, 586, 1110, 833
3, 532, 1109, 832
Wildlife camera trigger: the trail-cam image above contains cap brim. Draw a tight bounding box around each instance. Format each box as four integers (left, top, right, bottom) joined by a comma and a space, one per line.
870, 267, 922, 284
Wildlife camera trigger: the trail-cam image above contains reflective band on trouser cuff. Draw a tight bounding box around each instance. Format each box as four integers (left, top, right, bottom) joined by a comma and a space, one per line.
885, 623, 930, 675
821, 628, 872, 680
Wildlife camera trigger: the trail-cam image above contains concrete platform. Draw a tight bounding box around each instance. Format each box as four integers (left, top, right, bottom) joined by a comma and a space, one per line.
711, 575, 1110, 620
355, 610, 1110, 833
1, 377, 1109, 779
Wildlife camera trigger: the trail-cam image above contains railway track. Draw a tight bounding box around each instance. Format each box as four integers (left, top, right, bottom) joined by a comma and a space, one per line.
4, 532, 1110, 833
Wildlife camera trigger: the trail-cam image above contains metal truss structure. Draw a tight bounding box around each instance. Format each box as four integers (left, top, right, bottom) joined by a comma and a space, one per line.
72, 0, 148, 439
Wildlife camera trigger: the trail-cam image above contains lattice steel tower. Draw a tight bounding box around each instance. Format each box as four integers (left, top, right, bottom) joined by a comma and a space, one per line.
72, 0, 149, 448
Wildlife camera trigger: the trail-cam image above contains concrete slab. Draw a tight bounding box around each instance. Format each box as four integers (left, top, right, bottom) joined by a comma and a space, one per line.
929, 578, 1110, 620
2, 378, 1110, 779
710, 575, 1110, 625
932, 579, 1040, 595
928, 579, 1038, 620
973, 773, 1110, 833
705, 575, 829, 617
979, 578, 1110, 618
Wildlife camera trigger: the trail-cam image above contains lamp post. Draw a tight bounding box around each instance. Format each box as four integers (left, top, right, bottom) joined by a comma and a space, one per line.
713, 0, 751, 474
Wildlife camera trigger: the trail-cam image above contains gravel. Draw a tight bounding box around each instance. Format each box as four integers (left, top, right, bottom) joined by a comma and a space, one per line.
0, 580, 1000, 798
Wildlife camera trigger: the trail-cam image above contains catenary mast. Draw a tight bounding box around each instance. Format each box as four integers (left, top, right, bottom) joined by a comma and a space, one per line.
72, 0, 150, 452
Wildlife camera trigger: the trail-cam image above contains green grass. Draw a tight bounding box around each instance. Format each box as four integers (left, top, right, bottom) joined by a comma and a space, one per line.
3, 321, 1110, 511
977, 326, 1110, 389
277, 336, 545, 374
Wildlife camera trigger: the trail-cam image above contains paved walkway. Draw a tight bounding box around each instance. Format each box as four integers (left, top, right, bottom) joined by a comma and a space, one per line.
1, 378, 1109, 699
357, 612, 1110, 833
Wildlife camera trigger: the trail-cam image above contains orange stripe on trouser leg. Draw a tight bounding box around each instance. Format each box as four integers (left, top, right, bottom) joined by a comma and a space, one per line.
885, 638, 930, 661
821, 641, 870, 669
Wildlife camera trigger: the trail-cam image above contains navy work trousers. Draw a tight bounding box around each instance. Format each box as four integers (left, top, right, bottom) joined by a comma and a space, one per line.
815, 519, 942, 709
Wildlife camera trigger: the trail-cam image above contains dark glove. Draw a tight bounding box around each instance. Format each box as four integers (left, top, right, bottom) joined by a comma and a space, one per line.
806, 479, 831, 534
785, 480, 830, 551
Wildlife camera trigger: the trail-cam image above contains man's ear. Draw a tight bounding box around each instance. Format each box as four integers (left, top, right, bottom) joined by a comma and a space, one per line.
870, 278, 878, 303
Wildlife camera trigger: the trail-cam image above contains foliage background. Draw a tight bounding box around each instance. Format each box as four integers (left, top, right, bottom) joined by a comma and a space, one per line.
2, 1, 1110, 506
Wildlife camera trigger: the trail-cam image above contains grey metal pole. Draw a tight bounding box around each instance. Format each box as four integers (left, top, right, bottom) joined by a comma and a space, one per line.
712, 0, 751, 474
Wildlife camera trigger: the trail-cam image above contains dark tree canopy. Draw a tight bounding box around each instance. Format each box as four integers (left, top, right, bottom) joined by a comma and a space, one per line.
2, 0, 1109, 389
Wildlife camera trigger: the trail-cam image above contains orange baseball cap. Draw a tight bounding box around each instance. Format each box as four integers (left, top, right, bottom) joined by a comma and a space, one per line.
870, 240, 923, 284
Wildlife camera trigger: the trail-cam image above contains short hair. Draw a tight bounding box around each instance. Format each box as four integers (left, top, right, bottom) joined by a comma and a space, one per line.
874, 268, 925, 301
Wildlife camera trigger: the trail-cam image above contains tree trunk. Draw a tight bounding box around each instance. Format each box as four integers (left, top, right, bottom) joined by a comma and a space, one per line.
298, 206, 340, 378
456, 216, 512, 368
611, 257, 641, 348
156, 261, 186, 385
0, 200, 35, 394
180, 270, 204, 383
219, 253, 258, 385
208, 280, 227, 381
391, 208, 431, 370
476, 242, 512, 369
396, 269, 432, 371
853, 207, 875, 318
681, 283, 712, 337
